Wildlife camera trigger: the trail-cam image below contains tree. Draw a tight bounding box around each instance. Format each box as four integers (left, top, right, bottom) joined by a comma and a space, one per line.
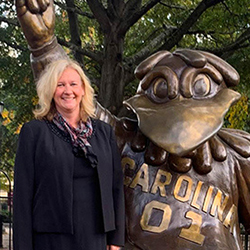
0, 0, 250, 171
58, 0, 250, 115
2, 0, 250, 112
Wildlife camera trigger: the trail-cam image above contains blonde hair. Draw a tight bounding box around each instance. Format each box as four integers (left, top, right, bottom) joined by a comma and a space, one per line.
33, 59, 96, 121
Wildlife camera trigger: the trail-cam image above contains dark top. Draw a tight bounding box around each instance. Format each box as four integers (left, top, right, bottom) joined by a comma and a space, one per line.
13, 118, 125, 250
33, 154, 107, 250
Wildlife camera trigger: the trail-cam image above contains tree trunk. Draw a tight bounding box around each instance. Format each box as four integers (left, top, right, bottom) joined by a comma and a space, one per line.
98, 33, 125, 115
65, 0, 83, 64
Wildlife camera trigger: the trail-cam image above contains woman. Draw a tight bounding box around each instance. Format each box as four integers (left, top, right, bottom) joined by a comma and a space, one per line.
13, 59, 125, 250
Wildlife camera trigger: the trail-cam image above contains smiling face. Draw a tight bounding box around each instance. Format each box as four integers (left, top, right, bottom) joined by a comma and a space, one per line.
53, 67, 85, 118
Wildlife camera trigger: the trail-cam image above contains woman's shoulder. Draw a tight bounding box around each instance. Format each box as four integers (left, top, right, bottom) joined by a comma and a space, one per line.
93, 118, 112, 130
23, 119, 47, 128
92, 118, 113, 137
21, 119, 49, 135
17, 119, 49, 142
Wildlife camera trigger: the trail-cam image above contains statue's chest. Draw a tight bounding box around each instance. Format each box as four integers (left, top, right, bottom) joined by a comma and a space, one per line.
121, 144, 241, 250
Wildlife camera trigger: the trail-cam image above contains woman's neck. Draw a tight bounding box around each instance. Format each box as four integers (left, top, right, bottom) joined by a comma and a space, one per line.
61, 112, 80, 128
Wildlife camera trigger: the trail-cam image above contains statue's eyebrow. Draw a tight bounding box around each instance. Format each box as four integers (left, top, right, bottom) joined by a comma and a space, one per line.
140, 66, 179, 99
173, 49, 207, 68
174, 49, 240, 87
199, 51, 240, 87
135, 51, 172, 80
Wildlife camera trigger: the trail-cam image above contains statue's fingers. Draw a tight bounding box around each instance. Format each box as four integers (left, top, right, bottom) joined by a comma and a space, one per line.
19, 11, 42, 35
42, 0, 55, 30
37, 0, 50, 12
36, 14, 48, 32
26, 0, 40, 14
20, 13, 52, 47
15, 0, 27, 17
15, 0, 25, 9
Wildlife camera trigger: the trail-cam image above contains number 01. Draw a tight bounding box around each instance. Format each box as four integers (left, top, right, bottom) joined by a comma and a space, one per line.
140, 201, 205, 245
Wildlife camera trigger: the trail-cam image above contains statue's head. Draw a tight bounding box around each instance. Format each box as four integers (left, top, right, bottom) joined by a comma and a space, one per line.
124, 49, 241, 156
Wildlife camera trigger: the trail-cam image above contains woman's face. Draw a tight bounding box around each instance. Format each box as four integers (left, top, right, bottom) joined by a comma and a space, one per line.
53, 67, 85, 117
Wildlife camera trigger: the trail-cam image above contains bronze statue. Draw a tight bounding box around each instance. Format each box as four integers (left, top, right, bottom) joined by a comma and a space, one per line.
16, 1, 250, 249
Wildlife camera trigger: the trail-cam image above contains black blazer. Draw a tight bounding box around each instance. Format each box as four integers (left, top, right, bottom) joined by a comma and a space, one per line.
13, 119, 125, 250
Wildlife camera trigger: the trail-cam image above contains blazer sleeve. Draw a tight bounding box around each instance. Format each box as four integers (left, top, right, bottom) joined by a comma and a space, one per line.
13, 123, 35, 250
107, 128, 125, 247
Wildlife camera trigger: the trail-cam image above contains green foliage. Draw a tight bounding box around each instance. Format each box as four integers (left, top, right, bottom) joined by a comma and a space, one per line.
54, 0, 103, 79
224, 93, 249, 131
226, 47, 250, 132
0, 10, 36, 174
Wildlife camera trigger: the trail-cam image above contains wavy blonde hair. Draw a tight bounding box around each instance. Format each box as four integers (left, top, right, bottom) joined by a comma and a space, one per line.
33, 59, 96, 121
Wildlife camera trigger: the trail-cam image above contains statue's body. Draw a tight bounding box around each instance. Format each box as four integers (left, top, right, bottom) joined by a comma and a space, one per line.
16, 1, 250, 249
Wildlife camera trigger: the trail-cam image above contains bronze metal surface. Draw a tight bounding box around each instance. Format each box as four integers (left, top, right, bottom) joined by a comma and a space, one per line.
124, 89, 240, 156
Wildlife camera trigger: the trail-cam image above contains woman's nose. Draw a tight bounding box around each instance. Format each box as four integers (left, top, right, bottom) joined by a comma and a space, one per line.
64, 84, 72, 93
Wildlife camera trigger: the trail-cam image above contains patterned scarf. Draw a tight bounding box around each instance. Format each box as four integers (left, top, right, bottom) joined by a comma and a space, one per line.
53, 112, 98, 168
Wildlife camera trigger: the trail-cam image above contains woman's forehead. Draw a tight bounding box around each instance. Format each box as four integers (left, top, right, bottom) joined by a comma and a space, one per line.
58, 67, 82, 81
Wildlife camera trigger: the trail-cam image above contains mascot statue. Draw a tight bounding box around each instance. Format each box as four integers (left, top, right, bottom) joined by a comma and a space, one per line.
16, 0, 250, 249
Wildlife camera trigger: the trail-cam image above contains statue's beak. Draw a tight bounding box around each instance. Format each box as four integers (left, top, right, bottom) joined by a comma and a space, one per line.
124, 89, 241, 156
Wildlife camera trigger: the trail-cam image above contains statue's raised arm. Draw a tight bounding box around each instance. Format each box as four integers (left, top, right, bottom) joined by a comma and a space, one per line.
16, 0, 67, 79
16, 0, 55, 49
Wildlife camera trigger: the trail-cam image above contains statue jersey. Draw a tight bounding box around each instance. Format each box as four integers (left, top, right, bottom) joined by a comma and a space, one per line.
121, 141, 250, 250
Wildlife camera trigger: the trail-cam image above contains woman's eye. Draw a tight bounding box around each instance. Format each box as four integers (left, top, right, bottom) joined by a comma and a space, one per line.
153, 78, 168, 99
57, 83, 64, 87
193, 74, 210, 97
71, 82, 77, 86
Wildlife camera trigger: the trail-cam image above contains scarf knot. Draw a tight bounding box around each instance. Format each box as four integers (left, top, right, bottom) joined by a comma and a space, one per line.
53, 113, 98, 168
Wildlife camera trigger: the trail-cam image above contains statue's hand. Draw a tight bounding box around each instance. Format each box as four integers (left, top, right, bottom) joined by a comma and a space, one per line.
16, 0, 55, 49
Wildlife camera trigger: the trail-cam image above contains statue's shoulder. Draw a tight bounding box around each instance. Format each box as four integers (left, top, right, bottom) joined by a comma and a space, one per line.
217, 128, 250, 158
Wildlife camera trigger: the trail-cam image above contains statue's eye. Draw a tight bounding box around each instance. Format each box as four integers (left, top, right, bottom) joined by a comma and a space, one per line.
193, 74, 210, 97
153, 78, 168, 99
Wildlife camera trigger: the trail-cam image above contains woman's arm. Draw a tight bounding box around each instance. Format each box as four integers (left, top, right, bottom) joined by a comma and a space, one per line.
106, 128, 125, 247
13, 123, 35, 250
